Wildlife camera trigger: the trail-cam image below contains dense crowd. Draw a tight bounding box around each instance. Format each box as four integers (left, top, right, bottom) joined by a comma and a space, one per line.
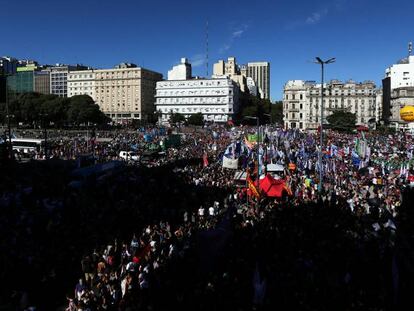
1, 125, 414, 310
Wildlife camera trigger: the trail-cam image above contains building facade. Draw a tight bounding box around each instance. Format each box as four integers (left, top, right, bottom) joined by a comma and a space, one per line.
283, 79, 377, 130
6, 64, 38, 96
168, 58, 192, 80
67, 70, 96, 98
241, 62, 270, 99
0, 56, 18, 76
155, 78, 239, 123
34, 70, 50, 95
385, 55, 414, 90
94, 66, 162, 121
50, 64, 89, 97
213, 57, 247, 93
389, 87, 414, 130
382, 45, 414, 126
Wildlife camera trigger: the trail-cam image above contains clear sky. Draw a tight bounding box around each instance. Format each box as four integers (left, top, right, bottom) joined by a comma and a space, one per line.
1, 0, 413, 100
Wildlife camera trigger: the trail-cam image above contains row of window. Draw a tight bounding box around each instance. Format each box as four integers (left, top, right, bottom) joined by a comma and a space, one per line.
157, 97, 230, 104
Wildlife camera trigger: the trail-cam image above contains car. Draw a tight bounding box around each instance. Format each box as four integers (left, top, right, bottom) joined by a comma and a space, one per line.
119, 151, 140, 161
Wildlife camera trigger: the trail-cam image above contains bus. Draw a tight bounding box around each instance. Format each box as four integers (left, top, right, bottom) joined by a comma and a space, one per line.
11, 138, 45, 154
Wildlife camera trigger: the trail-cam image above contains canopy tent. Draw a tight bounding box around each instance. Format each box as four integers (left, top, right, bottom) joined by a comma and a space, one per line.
259, 174, 288, 198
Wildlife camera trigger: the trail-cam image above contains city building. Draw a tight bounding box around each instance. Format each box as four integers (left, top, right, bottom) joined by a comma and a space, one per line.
67, 70, 96, 98
50, 64, 89, 97
6, 63, 38, 96
375, 89, 383, 122
212, 57, 247, 92
94, 64, 162, 122
382, 43, 414, 126
389, 87, 414, 130
155, 58, 240, 123
241, 61, 270, 99
34, 70, 50, 95
283, 79, 377, 130
168, 58, 191, 80
0, 56, 18, 75
246, 77, 258, 97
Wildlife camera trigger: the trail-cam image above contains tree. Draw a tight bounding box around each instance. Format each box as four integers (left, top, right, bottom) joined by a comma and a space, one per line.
270, 101, 283, 126
187, 112, 204, 126
326, 111, 356, 132
169, 112, 186, 124
67, 95, 109, 125
238, 94, 273, 125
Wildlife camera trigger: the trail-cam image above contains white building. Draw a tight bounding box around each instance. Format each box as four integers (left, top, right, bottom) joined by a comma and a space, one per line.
283, 79, 377, 130
155, 58, 239, 123
50, 64, 89, 97
385, 55, 414, 90
168, 58, 192, 80
241, 62, 270, 99
382, 44, 414, 128
246, 77, 258, 97
67, 70, 95, 98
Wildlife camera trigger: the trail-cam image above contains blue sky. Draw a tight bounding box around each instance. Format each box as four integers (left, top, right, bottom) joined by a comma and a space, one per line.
1, 0, 413, 100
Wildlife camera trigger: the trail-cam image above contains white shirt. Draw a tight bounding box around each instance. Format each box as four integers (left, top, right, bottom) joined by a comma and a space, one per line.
209, 207, 215, 216
198, 208, 204, 216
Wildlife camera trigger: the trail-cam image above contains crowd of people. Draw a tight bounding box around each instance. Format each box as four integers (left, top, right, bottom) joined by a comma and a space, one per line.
1, 124, 414, 310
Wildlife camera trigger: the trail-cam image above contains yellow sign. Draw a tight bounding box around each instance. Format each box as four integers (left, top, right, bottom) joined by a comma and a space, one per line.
400, 106, 414, 122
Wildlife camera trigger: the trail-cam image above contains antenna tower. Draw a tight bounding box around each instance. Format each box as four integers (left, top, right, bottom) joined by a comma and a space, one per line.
206, 20, 209, 77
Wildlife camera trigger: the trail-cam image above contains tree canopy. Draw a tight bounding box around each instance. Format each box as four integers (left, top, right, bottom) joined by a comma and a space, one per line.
238, 93, 281, 125
169, 112, 186, 124
187, 112, 204, 126
0, 93, 110, 127
326, 110, 356, 132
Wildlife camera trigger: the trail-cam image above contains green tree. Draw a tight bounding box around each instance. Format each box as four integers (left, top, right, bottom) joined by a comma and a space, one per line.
326, 111, 356, 132
271, 101, 284, 126
67, 95, 109, 125
169, 112, 186, 124
238, 94, 273, 125
187, 112, 204, 126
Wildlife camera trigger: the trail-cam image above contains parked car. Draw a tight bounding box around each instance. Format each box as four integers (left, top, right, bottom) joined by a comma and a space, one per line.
119, 151, 139, 161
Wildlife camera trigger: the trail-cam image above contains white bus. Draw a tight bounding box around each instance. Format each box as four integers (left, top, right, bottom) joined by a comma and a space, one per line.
11, 138, 45, 154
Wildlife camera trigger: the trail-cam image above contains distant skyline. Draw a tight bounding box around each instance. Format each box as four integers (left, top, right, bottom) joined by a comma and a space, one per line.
1, 0, 413, 100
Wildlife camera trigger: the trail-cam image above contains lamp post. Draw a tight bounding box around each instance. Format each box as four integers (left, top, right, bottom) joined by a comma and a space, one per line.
39, 113, 48, 159
5, 78, 14, 160
244, 115, 260, 192
315, 57, 335, 193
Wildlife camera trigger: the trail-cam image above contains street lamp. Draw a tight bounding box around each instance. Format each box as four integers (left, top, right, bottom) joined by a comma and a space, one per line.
39, 113, 48, 159
4, 78, 14, 160
314, 57, 335, 193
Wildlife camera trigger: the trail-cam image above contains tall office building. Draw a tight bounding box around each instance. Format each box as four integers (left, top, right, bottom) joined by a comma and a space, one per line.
241, 62, 270, 99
